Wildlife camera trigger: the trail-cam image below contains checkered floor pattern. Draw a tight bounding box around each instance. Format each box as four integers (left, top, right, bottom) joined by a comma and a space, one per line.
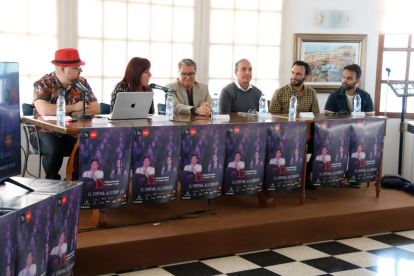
101, 229, 414, 276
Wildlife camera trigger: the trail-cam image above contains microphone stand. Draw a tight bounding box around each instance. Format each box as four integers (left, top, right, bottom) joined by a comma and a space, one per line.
76, 90, 92, 119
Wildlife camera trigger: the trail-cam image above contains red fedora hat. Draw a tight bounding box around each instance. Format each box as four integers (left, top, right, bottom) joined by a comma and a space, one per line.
51, 48, 86, 66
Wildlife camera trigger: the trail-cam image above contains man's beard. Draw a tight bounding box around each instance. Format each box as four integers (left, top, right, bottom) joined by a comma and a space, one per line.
342, 81, 357, 90
291, 76, 306, 87
69, 74, 81, 84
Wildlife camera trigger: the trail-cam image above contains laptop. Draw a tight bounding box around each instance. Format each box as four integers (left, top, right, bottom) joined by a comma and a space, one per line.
96, 92, 154, 120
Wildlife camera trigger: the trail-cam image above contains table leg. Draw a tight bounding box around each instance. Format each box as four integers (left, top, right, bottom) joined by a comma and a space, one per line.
300, 144, 308, 205
91, 209, 108, 227
66, 138, 79, 181
258, 191, 274, 208
376, 141, 385, 198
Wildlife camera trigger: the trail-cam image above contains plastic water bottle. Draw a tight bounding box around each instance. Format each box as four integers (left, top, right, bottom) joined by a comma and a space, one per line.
166, 94, 174, 120
259, 94, 266, 113
354, 93, 361, 112
212, 93, 219, 116
289, 95, 297, 118
56, 94, 66, 123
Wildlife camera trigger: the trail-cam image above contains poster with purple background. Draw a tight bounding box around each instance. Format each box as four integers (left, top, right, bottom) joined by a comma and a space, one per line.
14, 196, 55, 276
265, 121, 307, 191
180, 125, 226, 200
0, 210, 17, 276
347, 118, 385, 183
47, 185, 82, 276
223, 124, 266, 196
79, 127, 133, 209
312, 120, 351, 186
131, 126, 180, 204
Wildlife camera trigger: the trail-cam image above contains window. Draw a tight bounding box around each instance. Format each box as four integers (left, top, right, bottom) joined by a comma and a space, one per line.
0, 0, 59, 111
205, 0, 283, 101
375, 34, 414, 118
78, 0, 195, 109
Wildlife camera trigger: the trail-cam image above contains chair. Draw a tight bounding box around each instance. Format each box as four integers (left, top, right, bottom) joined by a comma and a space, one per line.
100, 103, 111, 114
21, 103, 42, 178
157, 103, 166, 114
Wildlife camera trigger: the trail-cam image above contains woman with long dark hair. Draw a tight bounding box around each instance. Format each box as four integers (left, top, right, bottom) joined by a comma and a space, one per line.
208, 153, 222, 172
161, 156, 177, 176
110, 159, 128, 179
110, 57, 154, 113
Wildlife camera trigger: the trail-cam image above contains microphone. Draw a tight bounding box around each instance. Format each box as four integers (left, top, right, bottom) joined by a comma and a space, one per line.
386, 68, 391, 76
75, 82, 88, 93
74, 81, 92, 119
150, 83, 177, 93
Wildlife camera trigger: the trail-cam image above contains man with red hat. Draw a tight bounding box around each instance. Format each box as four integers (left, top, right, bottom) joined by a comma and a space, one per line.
30, 48, 101, 179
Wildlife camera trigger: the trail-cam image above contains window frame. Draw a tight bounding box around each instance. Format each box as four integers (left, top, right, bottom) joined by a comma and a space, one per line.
374, 34, 414, 118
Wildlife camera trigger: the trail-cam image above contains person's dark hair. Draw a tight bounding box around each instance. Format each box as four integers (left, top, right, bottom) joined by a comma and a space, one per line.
26, 249, 33, 258
357, 143, 363, 149
322, 146, 328, 152
344, 64, 362, 79
292, 60, 311, 76
191, 153, 198, 159
253, 151, 263, 163
276, 148, 282, 154
120, 57, 151, 91
90, 158, 99, 164
163, 156, 176, 171
113, 158, 126, 175
210, 154, 221, 167
234, 151, 241, 157
142, 156, 151, 162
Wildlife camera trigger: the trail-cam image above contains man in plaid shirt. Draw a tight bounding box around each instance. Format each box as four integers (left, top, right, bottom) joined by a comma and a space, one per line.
269, 61, 320, 115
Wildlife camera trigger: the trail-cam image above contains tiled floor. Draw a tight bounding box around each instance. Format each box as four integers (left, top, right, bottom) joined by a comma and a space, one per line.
101, 229, 414, 276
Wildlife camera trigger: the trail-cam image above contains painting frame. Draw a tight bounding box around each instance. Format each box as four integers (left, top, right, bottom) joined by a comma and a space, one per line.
294, 33, 367, 93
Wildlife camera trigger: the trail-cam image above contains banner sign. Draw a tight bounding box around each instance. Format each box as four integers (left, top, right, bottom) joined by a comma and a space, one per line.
347, 118, 385, 183
312, 120, 351, 186
180, 125, 226, 200
79, 128, 132, 209
223, 124, 266, 195
47, 185, 82, 276
265, 121, 307, 190
0, 211, 17, 276
131, 126, 180, 204
15, 196, 55, 276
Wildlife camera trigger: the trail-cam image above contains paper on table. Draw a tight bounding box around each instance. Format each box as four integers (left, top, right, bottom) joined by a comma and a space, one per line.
42, 116, 72, 121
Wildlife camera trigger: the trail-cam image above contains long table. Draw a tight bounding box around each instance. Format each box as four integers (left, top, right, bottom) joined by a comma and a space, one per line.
21, 113, 387, 225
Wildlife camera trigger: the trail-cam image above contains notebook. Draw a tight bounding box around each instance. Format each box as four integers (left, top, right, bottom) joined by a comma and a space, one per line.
96, 92, 154, 120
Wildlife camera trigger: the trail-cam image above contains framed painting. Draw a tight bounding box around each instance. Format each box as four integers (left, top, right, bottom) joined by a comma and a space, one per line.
294, 34, 367, 93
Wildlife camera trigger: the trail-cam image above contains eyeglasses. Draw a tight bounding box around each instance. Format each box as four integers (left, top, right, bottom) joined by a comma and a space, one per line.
68, 66, 81, 71
180, 72, 196, 77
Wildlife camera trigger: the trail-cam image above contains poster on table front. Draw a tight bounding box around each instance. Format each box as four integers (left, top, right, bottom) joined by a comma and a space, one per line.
47, 184, 82, 276
312, 120, 351, 186
223, 124, 267, 196
0, 211, 17, 276
79, 127, 133, 209
180, 125, 226, 200
265, 121, 307, 191
347, 118, 385, 183
131, 126, 180, 204
14, 195, 55, 276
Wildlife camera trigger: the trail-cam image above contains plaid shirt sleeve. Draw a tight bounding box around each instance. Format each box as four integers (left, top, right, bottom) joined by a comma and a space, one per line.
310, 88, 320, 114
269, 85, 291, 114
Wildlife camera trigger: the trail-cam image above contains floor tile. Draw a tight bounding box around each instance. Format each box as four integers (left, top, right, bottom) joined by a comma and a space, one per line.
367, 259, 414, 276
365, 266, 378, 273
162, 262, 222, 276
336, 237, 391, 251
331, 268, 377, 276
368, 247, 414, 261
274, 245, 330, 261
398, 244, 414, 253
202, 256, 261, 274
335, 252, 382, 268
265, 261, 327, 276
238, 250, 295, 267
395, 229, 414, 240
121, 268, 174, 276
302, 257, 360, 274
307, 241, 361, 255
227, 268, 280, 276
366, 233, 414, 246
